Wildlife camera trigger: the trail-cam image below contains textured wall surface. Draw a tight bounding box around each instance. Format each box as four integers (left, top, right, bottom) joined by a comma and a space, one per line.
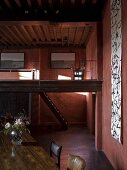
102, 0, 127, 169
86, 26, 97, 79
85, 24, 97, 135
0, 47, 86, 126
111, 0, 122, 143
38, 48, 86, 126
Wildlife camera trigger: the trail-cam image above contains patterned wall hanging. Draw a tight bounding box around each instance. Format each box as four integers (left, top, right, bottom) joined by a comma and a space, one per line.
111, 0, 122, 142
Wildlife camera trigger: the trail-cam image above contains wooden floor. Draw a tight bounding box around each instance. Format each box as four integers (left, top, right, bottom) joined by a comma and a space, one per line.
31, 126, 114, 170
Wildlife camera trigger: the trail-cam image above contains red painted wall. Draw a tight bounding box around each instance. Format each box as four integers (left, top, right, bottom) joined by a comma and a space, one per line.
85, 25, 97, 79
0, 48, 86, 126
86, 93, 96, 135
85, 24, 97, 134
39, 48, 85, 80
38, 47, 86, 126
86, 93, 93, 133
102, 0, 127, 169
39, 92, 86, 126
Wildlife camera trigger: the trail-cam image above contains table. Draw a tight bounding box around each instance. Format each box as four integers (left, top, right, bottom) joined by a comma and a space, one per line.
0, 132, 59, 170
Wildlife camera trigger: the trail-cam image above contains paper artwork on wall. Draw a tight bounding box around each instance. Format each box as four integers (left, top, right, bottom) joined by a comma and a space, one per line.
51, 53, 75, 69
111, 0, 122, 142
0, 53, 24, 69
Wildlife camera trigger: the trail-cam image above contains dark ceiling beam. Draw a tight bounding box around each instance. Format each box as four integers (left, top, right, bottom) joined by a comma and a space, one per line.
0, 2, 104, 22
19, 0, 30, 11
14, 0, 22, 8
81, 0, 86, 4
27, 0, 32, 8
36, 0, 42, 8
0, 43, 86, 49
3, 0, 12, 9
0, 21, 95, 26
0, 1, 11, 13
0, 0, 105, 22
0, 11, 102, 22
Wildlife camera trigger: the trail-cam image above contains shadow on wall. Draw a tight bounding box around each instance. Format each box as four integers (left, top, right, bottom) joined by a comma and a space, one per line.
0, 93, 29, 117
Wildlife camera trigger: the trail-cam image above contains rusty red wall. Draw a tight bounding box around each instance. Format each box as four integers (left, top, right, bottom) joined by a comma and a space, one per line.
0, 48, 86, 126
37, 47, 86, 126
39, 93, 86, 126
102, 0, 127, 169
86, 93, 93, 133
85, 25, 97, 79
86, 92, 96, 135
85, 24, 97, 134
39, 48, 85, 80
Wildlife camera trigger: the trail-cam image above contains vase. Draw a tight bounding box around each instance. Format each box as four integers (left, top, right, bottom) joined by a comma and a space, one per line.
10, 130, 22, 145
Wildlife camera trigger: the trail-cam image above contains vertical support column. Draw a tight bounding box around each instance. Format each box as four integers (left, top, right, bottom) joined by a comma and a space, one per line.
95, 22, 103, 150
95, 91, 102, 150
97, 22, 103, 80
29, 93, 32, 121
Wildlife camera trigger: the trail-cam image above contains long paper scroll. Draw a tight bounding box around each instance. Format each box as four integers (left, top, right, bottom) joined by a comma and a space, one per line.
111, 0, 122, 142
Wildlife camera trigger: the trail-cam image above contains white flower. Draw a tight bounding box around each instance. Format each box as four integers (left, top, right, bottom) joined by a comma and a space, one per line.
26, 121, 30, 125
5, 122, 11, 129
15, 119, 22, 125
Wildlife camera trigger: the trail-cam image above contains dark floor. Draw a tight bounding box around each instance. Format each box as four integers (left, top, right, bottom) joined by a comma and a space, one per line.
31, 126, 114, 170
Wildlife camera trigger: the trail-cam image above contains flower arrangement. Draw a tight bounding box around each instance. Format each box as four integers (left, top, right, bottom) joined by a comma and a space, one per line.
3, 118, 26, 135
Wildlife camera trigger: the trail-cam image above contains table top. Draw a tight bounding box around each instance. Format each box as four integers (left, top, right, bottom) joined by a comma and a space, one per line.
0, 132, 59, 170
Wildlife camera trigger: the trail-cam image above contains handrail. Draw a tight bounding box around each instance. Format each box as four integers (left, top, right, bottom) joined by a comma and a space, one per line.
0, 69, 34, 72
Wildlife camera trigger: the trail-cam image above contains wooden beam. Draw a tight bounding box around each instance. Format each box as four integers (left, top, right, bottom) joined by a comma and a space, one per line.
14, 0, 22, 8
0, 26, 15, 45
27, 0, 32, 8
0, 21, 95, 27
0, 80, 102, 92
3, 0, 12, 9
37, 0, 42, 8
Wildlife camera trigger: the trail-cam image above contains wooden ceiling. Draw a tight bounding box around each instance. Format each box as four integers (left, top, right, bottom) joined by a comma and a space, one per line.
0, 21, 95, 49
0, 0, 105, 49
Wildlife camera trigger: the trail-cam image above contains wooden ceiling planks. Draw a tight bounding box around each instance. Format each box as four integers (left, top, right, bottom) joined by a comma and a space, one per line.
0, 21, 96, 49
14, 0, 22, 8
0, 0, 105, 49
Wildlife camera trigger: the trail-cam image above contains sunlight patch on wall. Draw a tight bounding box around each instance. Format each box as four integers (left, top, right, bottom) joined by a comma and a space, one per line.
58, 75, 87, 96
75, 92, 88, 96
18, 72, 33, 79
58, 75, 71, 80
19, 70, 39, 80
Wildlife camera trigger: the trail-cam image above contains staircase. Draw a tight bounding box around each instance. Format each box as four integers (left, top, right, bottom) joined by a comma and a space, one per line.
40, 92, 68, 130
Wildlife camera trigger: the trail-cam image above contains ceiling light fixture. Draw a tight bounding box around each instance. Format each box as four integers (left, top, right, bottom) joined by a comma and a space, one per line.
55, 10, 59, 14
44, 10, 47, 14
24, 10, 29, 14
